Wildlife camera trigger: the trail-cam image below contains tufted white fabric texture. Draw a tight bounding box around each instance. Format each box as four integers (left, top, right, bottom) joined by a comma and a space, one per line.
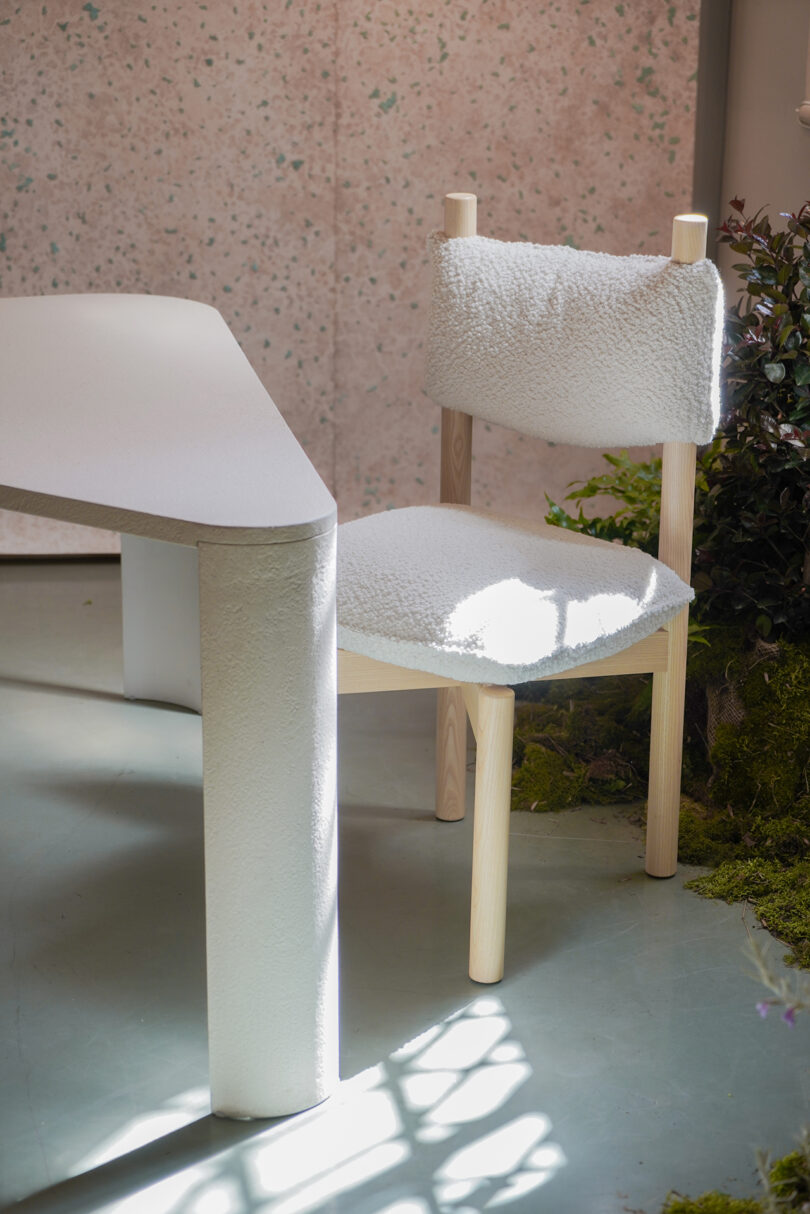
200, 529, 338, 1116
425, 232, 724, 447
337, 505, 692, 685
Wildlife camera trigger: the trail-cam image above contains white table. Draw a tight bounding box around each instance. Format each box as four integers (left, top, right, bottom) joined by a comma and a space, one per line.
0, 294, 338, 1119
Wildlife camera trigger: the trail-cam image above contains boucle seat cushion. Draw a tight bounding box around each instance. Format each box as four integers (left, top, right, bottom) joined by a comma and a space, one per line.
337, 505, 693, 685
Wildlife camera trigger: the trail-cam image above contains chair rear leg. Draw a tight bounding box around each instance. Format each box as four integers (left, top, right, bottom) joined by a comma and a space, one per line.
646, 609, 689, 877
468, 684, 515, 983
436, 686, 468, 821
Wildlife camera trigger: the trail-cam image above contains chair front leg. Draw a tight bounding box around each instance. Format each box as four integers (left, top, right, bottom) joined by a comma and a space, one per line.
646, 607, 689, 877
436, 686, 469, 821
464, 683, 516, 983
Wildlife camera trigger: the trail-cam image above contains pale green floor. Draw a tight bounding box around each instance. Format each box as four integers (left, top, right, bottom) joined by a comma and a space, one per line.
0, 561, 807, 1214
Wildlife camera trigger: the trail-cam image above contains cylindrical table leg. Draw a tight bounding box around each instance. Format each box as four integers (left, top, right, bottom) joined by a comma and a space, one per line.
198, 528, 338, 1118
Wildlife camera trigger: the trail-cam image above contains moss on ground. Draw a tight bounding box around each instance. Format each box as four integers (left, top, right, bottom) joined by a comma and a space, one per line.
707, 640, 810, 815
769, 1143, 810, 1205
686, 859, 810, 968
676, 797, 747, 867
512, 676, 651, 811
661, 1195, 762, 1214
657, 1136, 810, 1213
510, 742, 588, 812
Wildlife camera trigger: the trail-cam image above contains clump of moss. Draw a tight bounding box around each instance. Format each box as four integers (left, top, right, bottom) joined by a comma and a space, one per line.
677, 797, 748, 867
661, 1195, 762, 1214
748, 796, 810, 864
686, 859, 810, 968
705, 640, 810, 814
675, 796, 810, 874
659, 1136, 810, 1213
769, 1141, 810, 1205
511, 677, 650, 811
511, 742, 588, 812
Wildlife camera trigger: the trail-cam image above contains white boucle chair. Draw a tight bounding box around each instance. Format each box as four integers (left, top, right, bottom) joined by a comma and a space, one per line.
337, 192, 723, 984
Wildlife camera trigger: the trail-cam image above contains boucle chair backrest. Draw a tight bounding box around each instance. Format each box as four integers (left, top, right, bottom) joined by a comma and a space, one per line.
425, 229, 724, 448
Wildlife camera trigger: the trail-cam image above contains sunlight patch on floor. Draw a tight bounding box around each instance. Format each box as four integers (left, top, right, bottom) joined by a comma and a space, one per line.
75, 997, 565, 1213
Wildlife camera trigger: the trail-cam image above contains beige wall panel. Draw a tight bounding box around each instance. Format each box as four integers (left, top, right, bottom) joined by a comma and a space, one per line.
718, 0, 810, 296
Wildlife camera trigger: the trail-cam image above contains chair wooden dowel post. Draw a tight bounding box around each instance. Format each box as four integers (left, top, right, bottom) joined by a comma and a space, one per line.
646, 211, 706, 877
436, 191, 477, 822
440, 409, 473, 505
646, 437, 699, 874
646, 439, 696, 877
647, 606, 690, 877
468, 684, 515, 983
438, 191, 476, 508
436, 687, 468, 821
670, 212, 708, 264
444, 191, 477, 238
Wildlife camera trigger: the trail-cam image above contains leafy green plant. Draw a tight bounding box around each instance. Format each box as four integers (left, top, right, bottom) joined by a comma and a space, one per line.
687, 201, 810, 641
692, 420, 810, 642
720, 199, 810, 428
511, 677, 652, 811
544, 451, 661, 556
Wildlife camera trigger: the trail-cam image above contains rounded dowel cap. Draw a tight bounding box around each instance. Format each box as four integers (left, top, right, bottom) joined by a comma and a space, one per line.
671, 213, 708, 263
444, 192, 477, 239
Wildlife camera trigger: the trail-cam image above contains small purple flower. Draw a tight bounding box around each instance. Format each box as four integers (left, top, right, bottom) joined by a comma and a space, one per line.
782, 1006, 797, 1028
756, 1002, 770, 1019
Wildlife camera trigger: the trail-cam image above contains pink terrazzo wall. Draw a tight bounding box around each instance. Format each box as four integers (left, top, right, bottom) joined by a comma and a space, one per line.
0, 1, 699, 553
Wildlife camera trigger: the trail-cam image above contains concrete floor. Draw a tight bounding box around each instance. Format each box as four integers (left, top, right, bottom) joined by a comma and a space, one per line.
0, 560, 807, 1214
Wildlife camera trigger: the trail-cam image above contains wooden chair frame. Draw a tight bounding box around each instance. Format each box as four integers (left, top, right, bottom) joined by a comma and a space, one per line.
338, 192, 705, 984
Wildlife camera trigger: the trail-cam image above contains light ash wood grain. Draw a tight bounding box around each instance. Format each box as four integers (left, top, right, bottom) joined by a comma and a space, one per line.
646, 214, 706, 877
435, 687, 469, 821
463, 684, 515, 983
670, 213, 708, 264
440, 410, 473, 507
436, 192, 477, 824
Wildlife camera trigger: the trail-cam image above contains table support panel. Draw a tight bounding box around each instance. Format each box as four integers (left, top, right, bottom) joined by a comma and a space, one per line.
121, 534, 202, 712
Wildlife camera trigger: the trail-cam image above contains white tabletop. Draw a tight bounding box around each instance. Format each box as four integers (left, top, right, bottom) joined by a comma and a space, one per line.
0, 294, 335, 545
